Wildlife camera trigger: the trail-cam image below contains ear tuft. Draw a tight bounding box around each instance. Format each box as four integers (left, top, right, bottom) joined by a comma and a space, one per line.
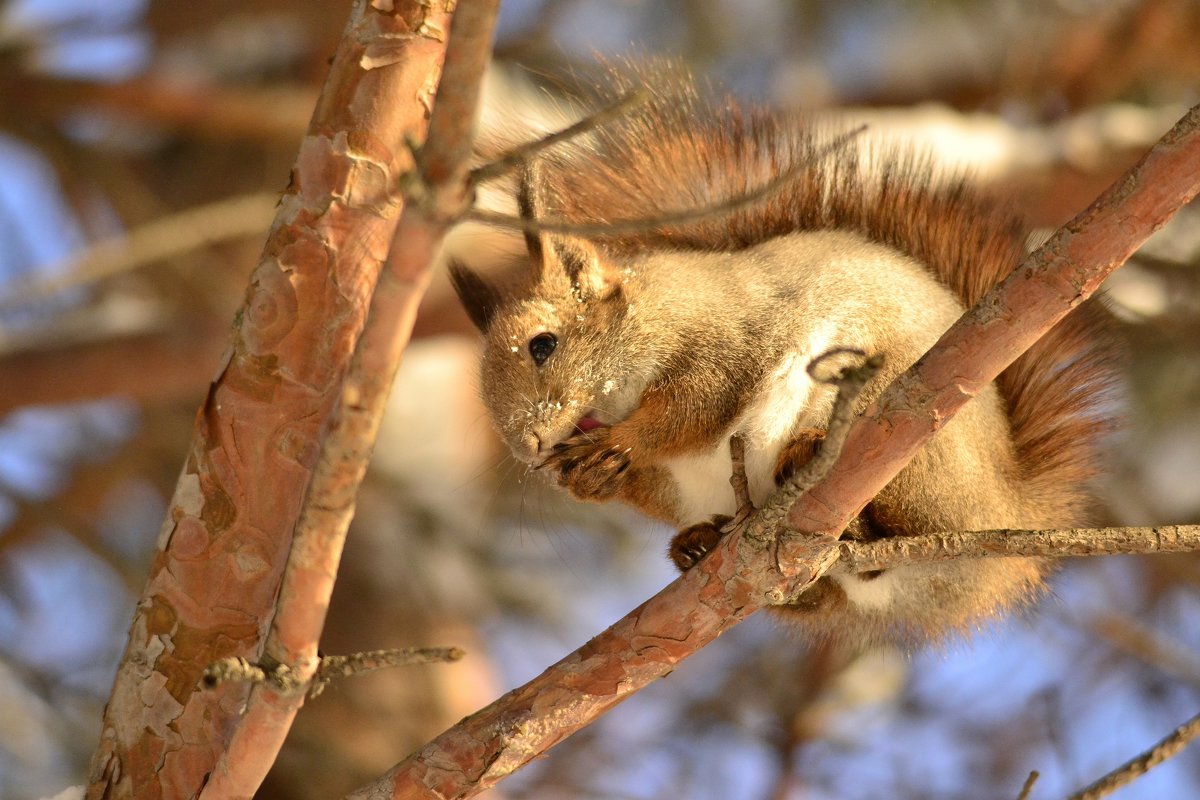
550, 237, 615, 299
448, 259, 501, 332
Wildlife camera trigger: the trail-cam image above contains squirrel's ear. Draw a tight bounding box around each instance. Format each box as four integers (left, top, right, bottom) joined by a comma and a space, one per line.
448, 258, 501, 332
548, 237, 617, 300
516, 158, 617, 299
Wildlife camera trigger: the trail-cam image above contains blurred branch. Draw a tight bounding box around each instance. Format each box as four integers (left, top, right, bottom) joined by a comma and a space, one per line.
468, 89, 646, 185
1067, 710, 1200, 800
0, 193, 276, 311
1089, 612, 1200, 687
1016, 770, 1039, 800
349, 103, 1200, 800
0, 323, 228, 415
3, 74, 313, 143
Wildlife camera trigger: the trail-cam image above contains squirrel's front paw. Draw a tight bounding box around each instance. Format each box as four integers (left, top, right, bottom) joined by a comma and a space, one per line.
542, 432, 632, 501
668, 515, 732, 572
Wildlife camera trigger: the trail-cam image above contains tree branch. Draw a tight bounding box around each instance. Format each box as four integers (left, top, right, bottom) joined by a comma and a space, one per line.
466, 125, 867, 237
832, 525, 1200, 573
197, 1, 499, 796
347, 102, 1200, 800
783, 103, 1200, 543
85, 2, 463, 798
468, 90, 647, 185
1066, 710, 1200, 800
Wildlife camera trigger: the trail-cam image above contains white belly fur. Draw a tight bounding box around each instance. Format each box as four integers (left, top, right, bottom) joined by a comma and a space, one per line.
663, 324, 837, 525
660, 326, 897, 610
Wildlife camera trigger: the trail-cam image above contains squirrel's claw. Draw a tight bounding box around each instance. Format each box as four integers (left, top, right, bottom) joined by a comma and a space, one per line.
542, 431, 632, 501
668, 515, 733, 572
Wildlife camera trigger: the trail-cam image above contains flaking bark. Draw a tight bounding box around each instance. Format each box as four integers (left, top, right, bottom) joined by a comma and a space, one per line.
86, 2, 457, 798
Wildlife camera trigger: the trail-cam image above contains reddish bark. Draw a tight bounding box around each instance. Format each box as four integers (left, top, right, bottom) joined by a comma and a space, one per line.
202, 2, 499, 795
348, 104, 1200, 800
86, 2, 454, 798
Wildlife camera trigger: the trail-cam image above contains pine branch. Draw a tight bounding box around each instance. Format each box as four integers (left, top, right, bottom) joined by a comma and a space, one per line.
83, 1, 479, 798
197, 1, 500, 797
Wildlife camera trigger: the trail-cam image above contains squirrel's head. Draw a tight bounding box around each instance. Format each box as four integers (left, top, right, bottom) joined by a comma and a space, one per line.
450, 232, 650, 465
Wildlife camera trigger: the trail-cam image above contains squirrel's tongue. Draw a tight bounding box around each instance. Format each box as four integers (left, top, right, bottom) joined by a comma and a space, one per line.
575, 414, 605, 434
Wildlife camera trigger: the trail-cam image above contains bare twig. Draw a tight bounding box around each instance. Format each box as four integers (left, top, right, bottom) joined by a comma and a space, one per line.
756, 349, 881, 529
1066, 711, 1200, 800
467, 125, 868, 237
832, 525, 1200, 574
312, 648, 465, 696
1016, 770, 1039, 800
728, 434, 752, 515
202, 647, 465, 697
469, 90, 648, 185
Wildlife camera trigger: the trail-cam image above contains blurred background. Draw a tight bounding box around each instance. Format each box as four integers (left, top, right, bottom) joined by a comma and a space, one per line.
1, 0, 1199, 798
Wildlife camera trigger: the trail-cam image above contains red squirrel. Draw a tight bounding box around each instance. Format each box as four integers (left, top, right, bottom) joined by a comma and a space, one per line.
449, 75, 1120, 645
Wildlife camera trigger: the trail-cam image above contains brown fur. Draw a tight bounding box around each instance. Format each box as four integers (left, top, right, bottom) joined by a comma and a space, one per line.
455, 69, 1121, 647
539, 77, 1119, 529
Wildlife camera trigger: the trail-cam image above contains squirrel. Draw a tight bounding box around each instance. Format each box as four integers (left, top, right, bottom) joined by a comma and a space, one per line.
448, 72, 1120, 646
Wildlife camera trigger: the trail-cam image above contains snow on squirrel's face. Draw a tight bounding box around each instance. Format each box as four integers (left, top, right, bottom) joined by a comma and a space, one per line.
453, 236, 652, 465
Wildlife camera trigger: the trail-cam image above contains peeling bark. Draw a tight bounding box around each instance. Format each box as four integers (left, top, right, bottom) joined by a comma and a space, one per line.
86, 3, 456, 798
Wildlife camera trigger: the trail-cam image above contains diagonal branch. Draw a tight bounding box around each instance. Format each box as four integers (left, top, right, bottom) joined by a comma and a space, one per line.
197, 1, 500, 797
84, 2, 472, 799
468, 90, 648, 185
467, 125, 867, 237
782, 104, 1200, 546
1066, 710, 1200, 800
347, 103, 1200, 800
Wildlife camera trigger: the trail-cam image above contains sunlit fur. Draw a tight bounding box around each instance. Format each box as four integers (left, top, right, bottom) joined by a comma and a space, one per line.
453, 70, 1122, 647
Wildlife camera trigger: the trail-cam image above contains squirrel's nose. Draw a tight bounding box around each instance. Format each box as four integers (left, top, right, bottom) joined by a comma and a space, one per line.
523, 432, 543, 459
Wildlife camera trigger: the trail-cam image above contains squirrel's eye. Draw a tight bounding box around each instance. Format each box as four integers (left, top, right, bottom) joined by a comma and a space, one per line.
528, 332, 557, 366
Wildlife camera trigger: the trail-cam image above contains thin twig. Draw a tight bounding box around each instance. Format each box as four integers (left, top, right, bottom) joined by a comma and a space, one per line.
832, 524, 1200, 574
728, 434, 752, 513
467, 125, 868, 238
203, 647, 464, 697
756, 349, 882, 529
312, 647, 465, 696
469, 90, 648, 185
1016, 770, 1039, 800
1066, 711, 1200, 800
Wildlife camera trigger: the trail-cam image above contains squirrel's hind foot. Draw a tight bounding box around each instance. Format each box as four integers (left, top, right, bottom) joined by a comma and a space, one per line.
669, 514, 733, 572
